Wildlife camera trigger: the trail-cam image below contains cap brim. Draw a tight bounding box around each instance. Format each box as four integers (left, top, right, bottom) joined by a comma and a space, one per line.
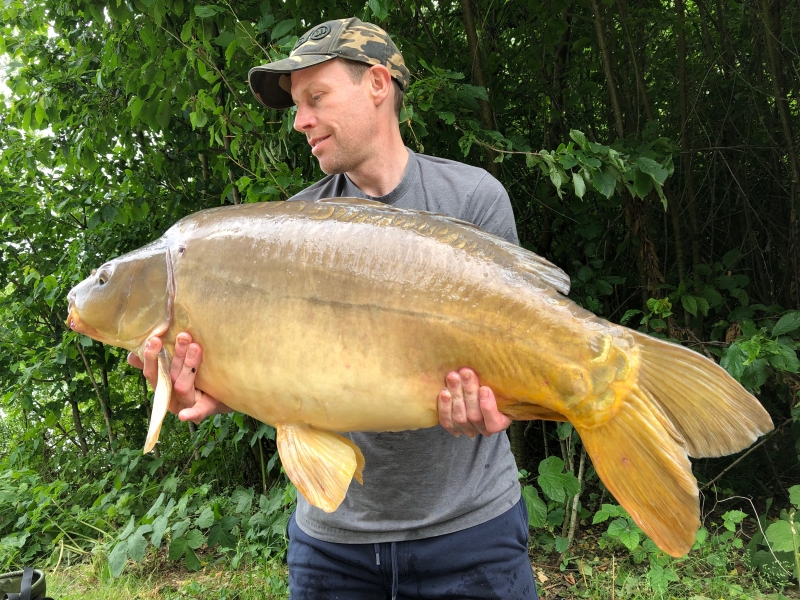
248, 55, 336, 109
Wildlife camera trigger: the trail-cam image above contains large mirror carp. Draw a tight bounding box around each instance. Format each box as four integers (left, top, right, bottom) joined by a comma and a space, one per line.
66, 198, 773, 557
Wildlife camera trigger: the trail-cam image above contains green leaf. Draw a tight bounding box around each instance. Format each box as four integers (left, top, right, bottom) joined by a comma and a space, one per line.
765, 520, 794, 553
572, 171, 586, 198
789, 486, 800, 508
130, 98, 145, 123
118, 515, 136, 541
522, 485, 548, 528
569, 130, 589, 151
213, 31, 236, 48
722, 510, 747, 531
180, 19, 193, 43
618, 527, 640, 552
194, 5, 224, 18
634, 156, 669, 184
620, 309, 642, 326
186, 528, 205, 549
151, 514, 169, 548
438, 111, 455, 125
773, 311, 800, 337
108, 540, 128, 578
681, 295, 698, 316
35, 100, 46, 125
195, 507, 215, 528
730, 288, 749, 307
537, 456, 580, 502
271, 19, 296, 40
632, 168, 653, 198
596, 279, 613, 295
185, 547, 201, 571
232, 488, 253, 513
368, 0, 390, 20
168, 535, 188, 560
127, 528, 150, 562
591, 169, 615, 198
208, 523, 238, 549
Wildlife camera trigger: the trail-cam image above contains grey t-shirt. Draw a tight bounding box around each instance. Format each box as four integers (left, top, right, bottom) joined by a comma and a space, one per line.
290, 149, 521, 543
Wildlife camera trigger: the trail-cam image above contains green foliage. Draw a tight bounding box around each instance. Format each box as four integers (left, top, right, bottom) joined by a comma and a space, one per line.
745, 487, 800, 585
0, 0, 798, 587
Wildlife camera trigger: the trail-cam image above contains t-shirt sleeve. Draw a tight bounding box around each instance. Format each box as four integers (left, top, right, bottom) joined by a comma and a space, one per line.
465, 172, 519, 245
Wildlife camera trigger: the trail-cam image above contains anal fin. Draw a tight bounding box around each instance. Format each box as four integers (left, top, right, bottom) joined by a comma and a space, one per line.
277, 424, 365, 512
143, 348, 172, 454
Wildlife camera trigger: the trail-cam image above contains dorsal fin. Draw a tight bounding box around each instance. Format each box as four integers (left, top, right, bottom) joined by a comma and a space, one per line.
308, 198, 571, 295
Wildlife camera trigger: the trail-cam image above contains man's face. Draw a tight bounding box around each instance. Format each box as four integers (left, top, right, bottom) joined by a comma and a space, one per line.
291, 60, 377, 175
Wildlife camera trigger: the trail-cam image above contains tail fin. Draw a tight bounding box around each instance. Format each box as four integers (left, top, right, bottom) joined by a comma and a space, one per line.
578, 386, 699, 557
633, 332, 774, 457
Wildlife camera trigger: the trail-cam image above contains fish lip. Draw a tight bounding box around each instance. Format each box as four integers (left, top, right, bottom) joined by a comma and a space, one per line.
66, 305, 83, 333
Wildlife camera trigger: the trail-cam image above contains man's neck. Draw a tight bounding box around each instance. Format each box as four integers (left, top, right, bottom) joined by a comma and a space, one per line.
344, 133, 409, 197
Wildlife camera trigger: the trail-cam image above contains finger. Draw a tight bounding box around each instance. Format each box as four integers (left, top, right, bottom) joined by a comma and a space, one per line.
178, 390, 233, 424
447, 371, 479, 438
172, 343, 202, 405
437, 388, 460, 437
446, 371, 466, 425
479, 386, 512, 435
459, 368, 483, 425
127, 352, 143, 370
170, 332, 193, 381
142, 337, 162, 389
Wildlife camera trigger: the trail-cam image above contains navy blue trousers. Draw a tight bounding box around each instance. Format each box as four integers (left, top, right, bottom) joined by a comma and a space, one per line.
287, 497, 539, 600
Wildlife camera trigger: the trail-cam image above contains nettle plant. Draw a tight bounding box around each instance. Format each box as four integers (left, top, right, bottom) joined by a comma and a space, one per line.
746, 486, 800, 585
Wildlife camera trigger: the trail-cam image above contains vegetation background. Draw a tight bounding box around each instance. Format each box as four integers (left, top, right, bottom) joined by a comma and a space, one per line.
0, 0, 799, 597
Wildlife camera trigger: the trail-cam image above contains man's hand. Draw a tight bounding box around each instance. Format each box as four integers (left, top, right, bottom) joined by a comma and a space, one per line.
438, 368, 511, 438
127, 332, 232, 424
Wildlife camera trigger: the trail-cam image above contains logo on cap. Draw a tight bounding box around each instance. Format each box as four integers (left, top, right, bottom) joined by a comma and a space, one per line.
293, 24, 331, 50
309, 24, 330, 40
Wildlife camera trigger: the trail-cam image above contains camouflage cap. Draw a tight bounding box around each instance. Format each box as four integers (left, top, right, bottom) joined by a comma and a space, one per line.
248, 17, 410, 109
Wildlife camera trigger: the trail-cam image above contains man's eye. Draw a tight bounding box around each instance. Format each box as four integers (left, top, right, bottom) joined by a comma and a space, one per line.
312, 94, 322, 102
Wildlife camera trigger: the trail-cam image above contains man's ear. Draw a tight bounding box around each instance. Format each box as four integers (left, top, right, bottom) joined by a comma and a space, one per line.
368, 65, 393, 107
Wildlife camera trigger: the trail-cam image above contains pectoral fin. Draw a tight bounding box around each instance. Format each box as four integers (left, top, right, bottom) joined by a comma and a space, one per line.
276, 424, 365, 512
143, 348, 172, 454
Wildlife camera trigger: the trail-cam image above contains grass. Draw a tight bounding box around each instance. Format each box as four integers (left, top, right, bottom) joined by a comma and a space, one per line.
41, 550, 798, 600
47, 559, 290, 599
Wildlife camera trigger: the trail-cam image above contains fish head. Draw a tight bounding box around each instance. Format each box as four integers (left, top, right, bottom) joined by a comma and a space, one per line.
67, 244, 174, 351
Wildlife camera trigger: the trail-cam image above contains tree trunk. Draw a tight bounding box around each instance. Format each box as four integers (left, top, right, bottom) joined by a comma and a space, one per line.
508, 420, 527, 470
615, 0, 652, 123
547, 11, 572, 146
68, 397, 89, 456
459, 0, 500, 177
676, 0, 701, 273
76, 344, 115, 451
590, 0, 625, 139
759, 0, 800, 305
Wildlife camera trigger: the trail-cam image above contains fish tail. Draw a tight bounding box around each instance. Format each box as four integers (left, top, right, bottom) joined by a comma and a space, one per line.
577, 384, 699, 557
577, 332, 773, 556
632, 331, 773, 458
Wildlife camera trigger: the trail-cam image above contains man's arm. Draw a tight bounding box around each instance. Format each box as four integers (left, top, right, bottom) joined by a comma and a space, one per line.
127, 333, 232, 423
434, 171, 517, 438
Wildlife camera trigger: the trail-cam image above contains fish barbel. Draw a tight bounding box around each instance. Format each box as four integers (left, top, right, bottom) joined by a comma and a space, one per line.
66, 198, 773, 557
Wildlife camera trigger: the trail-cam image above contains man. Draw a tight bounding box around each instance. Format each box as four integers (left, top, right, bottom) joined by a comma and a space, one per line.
130, 17, 538, 599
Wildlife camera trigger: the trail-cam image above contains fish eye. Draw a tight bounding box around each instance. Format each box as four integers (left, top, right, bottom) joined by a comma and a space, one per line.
97, 271, 109, 286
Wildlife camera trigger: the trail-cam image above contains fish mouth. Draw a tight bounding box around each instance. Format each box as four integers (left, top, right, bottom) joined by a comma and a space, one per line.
66, 305, 87, 334
66, 305, 108, 344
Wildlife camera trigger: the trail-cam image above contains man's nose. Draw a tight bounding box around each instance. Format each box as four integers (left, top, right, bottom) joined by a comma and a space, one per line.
293, 105, 314, 132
